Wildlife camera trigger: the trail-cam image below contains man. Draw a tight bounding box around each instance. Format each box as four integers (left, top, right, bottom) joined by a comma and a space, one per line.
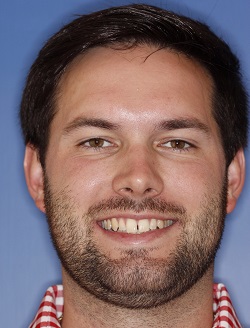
20, 3, 248, 328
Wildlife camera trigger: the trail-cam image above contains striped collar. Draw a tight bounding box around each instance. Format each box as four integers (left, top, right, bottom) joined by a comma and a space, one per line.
29, 283, 241, 328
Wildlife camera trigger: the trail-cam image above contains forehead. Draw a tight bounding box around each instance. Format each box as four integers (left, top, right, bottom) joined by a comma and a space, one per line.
54, 45, 214, 128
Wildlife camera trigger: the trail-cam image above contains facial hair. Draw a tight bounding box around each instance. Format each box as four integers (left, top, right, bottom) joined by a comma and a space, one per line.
44, 175, 227, 309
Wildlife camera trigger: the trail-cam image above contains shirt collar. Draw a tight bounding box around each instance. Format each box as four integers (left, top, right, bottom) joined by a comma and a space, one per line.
29, 283, 241, 328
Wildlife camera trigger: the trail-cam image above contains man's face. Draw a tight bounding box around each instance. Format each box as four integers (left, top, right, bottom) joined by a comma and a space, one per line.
43, 46, 228, 307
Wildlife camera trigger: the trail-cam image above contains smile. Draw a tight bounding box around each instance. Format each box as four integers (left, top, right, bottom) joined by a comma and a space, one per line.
101, 218, 174, 234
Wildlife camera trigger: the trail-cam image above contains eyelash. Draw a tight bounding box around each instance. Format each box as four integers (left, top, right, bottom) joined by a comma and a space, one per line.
159, 139, 193, 152
78, 138, 114, 151
78, 138, 194, 154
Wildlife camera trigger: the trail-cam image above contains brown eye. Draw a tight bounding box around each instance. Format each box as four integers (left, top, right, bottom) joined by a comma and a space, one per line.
81, 138, 113, 150
170, 140, 187, 149
160, 139, 191, 151
88, 138, 105, 147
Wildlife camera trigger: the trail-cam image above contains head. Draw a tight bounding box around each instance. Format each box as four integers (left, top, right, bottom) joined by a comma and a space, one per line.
20, 3, 248, 168
21, 4, 248, 309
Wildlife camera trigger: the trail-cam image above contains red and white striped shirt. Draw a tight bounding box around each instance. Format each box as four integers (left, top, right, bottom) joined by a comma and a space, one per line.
29, 283, 242, 327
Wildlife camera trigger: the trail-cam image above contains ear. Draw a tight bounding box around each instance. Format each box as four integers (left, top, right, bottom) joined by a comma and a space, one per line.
24, 144, 45, 213
226, 148, 245, 214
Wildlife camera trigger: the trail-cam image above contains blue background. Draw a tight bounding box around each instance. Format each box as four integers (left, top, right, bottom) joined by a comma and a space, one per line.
0, 1, 249, 327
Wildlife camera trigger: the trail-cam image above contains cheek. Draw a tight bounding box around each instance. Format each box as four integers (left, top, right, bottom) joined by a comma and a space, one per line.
48, 156, 115, 203
161, 160, 225, 208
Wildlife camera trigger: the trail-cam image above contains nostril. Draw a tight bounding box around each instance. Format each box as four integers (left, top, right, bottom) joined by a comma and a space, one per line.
120, 187, 156, 195
124, 187, 133, 193
145, 188, 153, 194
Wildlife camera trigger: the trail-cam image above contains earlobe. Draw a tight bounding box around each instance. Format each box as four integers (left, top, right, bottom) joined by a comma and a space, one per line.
226, 148, 245, 214
24, 145, 45, 213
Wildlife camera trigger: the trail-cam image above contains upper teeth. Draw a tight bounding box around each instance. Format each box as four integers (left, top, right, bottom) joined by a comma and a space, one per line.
101, 218, 174, 234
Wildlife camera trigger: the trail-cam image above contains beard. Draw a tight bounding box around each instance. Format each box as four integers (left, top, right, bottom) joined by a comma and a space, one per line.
44, 174, 227, 309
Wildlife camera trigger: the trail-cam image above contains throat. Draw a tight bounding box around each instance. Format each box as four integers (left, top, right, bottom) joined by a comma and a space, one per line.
61, 267, 214, 328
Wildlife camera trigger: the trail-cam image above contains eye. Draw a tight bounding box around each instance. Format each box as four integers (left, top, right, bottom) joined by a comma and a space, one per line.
81, 138, 112, 148
161, 139, 192, 151
77, 137, 118, 153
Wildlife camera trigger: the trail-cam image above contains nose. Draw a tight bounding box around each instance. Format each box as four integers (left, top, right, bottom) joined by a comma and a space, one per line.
112, 146, 164, 199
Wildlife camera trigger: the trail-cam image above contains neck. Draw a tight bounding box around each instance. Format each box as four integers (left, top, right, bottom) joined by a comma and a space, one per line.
61, 267, 214, 328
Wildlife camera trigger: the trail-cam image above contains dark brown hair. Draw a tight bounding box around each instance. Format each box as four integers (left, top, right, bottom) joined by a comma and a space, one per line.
20, 3, 248, 167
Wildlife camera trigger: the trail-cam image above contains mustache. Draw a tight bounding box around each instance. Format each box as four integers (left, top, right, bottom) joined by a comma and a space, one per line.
87, 197, 186, 218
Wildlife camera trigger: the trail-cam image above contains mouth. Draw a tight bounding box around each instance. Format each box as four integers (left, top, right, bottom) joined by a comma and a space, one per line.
100, 218, 174, 234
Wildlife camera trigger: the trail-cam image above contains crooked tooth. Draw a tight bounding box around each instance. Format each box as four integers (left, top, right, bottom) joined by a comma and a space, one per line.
126, 218, 137, 234
111, 218, 119, 231
102, 217, 174, 233
138, 219, 150, 233
157, 220, 164, 229
149, 218, 157, 230
118, 218, 126, 232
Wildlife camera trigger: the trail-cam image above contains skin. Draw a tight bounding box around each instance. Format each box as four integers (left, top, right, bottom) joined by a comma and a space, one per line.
24, 46, 245, 327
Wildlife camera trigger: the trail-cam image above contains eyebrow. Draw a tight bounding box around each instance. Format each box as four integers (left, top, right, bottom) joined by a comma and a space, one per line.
63, 117, 121, 135
157, 118, 210, 134
63, 116, 210, 136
